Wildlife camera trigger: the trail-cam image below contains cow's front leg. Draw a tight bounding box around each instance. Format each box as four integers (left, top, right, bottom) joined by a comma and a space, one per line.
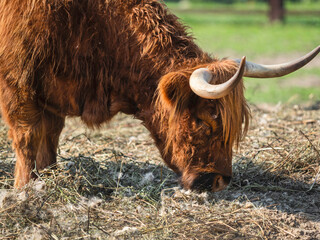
35, 112, 65, 172
12, 124, 39, 188
0, 93, 64, 188
12, 110, 65, 188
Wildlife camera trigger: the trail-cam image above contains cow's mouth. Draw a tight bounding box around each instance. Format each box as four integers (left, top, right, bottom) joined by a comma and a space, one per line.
181, 172, 232, 192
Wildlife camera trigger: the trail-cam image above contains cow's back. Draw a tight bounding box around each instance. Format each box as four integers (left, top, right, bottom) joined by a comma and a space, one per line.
0, 0, 118, 87
0, 1, 132, 124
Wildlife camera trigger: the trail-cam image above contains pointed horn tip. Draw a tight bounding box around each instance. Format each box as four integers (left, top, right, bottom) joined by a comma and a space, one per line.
240, 56, 246, 65
234, 56, 246, 67
310, 45, 320, 54
237, 56, 246, 74
310, 45, 320, 55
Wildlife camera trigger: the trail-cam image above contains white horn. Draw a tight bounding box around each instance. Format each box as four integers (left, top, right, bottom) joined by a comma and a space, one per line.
189, 56, 246, 99
235, 45, 320, 78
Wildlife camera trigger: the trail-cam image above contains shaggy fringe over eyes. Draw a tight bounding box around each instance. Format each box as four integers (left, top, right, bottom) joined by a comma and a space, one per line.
207, 60, 251, 148
155, 59, 250, 154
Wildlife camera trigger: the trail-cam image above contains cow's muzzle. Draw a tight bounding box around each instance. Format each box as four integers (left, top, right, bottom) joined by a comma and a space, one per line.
182, 172, 231, 192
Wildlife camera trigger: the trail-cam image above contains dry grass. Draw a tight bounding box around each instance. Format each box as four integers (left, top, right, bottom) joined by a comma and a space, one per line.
0, 103, 319, 239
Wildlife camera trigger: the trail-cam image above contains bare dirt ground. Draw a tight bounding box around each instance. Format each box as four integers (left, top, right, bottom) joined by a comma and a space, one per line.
0, 103, 319, 239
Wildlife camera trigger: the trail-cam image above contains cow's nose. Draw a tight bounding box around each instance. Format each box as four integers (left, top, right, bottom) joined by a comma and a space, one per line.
191, 173, 231, 192
212, 174, 231, 192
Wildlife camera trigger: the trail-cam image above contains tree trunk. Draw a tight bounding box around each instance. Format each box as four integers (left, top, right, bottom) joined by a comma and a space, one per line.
269, 0, 285, 23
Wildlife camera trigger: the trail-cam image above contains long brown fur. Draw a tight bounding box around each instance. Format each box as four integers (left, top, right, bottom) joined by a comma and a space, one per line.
0, 0, 249, 190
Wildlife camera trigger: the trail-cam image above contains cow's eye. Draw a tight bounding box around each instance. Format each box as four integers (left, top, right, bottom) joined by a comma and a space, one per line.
196, 112, 218, 133
212, 114, 219, 120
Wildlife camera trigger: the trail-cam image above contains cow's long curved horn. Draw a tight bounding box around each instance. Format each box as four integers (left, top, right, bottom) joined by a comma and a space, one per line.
189, 56, 246, 99
235, 45, 320, 78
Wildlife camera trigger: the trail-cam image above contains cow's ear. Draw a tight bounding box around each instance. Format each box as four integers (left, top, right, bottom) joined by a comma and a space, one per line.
158, 71, 193, 113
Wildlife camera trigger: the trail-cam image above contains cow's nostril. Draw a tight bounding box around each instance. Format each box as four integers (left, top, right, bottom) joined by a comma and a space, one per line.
190, 173, 231, 192
212, 175, 231, 192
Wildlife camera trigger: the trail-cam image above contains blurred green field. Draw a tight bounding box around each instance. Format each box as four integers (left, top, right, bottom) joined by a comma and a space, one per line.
166, 3, 320, 104
167, 1, 320, 12
166, 0, 320, 11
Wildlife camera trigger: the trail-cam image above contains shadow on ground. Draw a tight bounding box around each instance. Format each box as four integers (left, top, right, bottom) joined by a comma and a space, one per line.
2, 153, 317, 220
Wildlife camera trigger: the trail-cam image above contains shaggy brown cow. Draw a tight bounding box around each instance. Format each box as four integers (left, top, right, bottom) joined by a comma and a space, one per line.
0, 0, 319, 191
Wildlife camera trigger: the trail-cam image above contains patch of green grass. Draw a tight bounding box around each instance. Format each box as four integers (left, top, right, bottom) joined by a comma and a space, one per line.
245, 68, 320, 104
282, 1, 320, 11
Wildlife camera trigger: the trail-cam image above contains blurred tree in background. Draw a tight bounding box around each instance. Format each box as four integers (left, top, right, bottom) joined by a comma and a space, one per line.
269, 0, 285, 22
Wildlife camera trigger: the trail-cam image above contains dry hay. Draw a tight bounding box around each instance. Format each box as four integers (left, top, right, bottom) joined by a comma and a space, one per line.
0, 103, 319, 239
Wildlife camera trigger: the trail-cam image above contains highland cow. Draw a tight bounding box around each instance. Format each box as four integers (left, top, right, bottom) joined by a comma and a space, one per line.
0, 0, 319, 191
